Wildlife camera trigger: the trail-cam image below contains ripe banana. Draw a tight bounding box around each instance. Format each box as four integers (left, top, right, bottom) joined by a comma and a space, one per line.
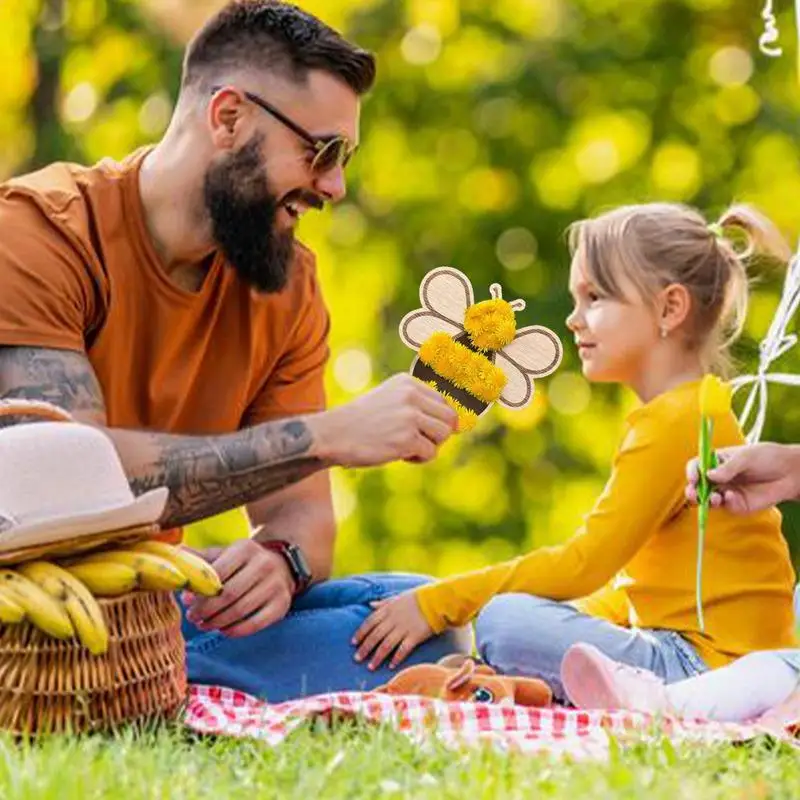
63, 561, 138, 596
76, 550, 188, 591
131, 541, 222, 597
0, 569, 74, 640
17, 561, 109, 655
0, 586, 25, 624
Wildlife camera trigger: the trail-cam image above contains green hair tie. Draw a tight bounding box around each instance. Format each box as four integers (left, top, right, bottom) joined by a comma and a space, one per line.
707, 222, 724, 239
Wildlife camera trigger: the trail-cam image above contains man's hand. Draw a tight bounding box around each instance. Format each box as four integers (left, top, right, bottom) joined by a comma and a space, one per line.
686, 443, 800, 514
352, 591, 434, 670
309, 374, 458, 468
182, 539, 294, 637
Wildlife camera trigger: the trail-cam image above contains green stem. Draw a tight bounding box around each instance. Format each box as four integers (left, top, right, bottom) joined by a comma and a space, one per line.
696, 502, 706, 633
696, 416, 714, 634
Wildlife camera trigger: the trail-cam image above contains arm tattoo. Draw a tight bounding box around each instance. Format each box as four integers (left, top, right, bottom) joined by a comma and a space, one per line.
0, 346, 325, 526
127, 420, 325, 528
0, 346, 106, 425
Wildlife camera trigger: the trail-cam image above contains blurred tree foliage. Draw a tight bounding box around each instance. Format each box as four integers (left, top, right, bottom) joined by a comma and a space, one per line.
2, 0, 800, 576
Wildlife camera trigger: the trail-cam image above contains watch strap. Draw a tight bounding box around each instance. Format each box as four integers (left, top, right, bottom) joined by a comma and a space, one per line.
257, 539, 312, 595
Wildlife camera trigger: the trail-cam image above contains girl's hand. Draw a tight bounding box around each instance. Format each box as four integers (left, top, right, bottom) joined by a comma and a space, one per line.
352, 591, 434, 670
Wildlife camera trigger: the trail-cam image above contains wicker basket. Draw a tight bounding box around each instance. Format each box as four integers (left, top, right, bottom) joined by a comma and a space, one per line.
0, 590, 186, 736
0, 401, 188, 735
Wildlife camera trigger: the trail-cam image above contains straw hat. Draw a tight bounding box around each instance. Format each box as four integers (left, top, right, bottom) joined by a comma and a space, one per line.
0, 419, 168, 551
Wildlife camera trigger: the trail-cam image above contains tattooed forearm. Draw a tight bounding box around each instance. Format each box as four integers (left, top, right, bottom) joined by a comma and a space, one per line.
0, 347, 106, 424
0, 345, 327, 526
119, 420, 326, 528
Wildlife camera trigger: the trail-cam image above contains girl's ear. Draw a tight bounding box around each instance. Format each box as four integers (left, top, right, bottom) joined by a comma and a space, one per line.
658, 283, 692, 335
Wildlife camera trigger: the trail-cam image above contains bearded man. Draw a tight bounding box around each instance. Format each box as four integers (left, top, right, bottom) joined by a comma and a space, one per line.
0, 0, 467, 700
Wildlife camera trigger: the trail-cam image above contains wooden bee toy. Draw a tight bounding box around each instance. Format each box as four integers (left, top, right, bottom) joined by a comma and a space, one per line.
399, 267, 563, 431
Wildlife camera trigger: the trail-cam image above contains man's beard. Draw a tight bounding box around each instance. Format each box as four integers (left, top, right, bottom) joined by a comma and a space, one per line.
203, 134, 294, 294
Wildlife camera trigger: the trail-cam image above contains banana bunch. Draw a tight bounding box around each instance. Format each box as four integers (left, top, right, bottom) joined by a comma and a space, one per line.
0, 542, 222, 655
67, 541, 223, 597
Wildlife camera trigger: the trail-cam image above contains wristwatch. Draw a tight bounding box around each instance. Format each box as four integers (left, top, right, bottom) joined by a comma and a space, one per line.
258, 539, 313, 595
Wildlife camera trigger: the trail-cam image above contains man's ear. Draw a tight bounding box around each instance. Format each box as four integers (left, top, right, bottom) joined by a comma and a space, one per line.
658, 283, 692, 335
207, 87, 248, 150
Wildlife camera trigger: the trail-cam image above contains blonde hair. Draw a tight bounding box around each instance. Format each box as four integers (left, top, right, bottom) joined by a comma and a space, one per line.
567, 202, 792, 376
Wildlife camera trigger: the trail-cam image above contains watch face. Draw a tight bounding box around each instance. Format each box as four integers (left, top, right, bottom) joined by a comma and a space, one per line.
286, 544, 312, 582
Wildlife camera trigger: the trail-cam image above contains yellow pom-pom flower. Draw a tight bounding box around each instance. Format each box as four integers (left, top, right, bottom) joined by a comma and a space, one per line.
463, 299, 517, 351
418, 333, 507, 402
699, 374, 733, 418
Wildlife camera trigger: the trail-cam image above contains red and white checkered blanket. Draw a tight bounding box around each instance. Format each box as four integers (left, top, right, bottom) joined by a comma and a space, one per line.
184, 685, 782, 759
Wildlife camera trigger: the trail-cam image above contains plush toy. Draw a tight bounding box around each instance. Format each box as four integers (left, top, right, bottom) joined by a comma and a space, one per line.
375, 655, 552, 707
399, 266, 562, 431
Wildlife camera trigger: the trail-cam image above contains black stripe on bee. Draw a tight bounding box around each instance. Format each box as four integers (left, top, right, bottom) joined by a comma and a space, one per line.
412, 331, 495, 415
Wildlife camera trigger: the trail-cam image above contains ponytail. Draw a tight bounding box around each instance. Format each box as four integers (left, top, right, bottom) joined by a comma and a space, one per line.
705, 203, 792, 376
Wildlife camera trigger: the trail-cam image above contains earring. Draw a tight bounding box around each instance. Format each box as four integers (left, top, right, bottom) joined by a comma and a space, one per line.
660, 326, 668, 339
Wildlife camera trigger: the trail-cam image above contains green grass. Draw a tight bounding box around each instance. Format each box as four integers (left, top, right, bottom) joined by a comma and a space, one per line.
0, 722, 797, 799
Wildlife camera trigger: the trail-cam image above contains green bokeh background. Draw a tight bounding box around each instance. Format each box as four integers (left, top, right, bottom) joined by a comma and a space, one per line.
4, 0, 800, 576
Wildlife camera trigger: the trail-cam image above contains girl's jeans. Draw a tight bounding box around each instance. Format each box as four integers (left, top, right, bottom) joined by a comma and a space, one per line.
475, 593, 708, 701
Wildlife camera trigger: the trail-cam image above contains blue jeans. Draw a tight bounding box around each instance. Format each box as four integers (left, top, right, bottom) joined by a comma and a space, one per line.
182, 572, 471, 703
475, 594, 708, 702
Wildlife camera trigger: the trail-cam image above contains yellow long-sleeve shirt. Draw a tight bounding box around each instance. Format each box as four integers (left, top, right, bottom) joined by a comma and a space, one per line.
416, 380, 797, 668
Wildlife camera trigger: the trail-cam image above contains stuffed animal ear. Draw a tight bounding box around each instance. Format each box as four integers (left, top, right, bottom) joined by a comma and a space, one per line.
437, 654, 497, 675
437, 653, 474, 669
445, 659, 476, 691
511, 677, 553, 707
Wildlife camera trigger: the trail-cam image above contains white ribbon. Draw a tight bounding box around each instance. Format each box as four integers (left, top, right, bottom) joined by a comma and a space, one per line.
730, 240, 800, 443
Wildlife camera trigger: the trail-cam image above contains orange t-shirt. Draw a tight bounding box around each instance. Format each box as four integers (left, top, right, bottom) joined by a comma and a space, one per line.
0, 149, 330, 433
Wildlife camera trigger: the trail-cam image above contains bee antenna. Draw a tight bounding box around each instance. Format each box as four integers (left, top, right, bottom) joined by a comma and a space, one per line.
490, 282, 525, 312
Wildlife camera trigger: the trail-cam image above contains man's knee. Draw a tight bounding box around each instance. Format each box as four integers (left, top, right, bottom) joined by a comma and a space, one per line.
291, 572, 434, 612
368, 572, 434, 596
475, 593, 562, 672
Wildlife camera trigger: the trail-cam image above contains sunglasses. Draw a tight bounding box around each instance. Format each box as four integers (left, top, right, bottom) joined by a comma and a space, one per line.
211, 86, 357, 174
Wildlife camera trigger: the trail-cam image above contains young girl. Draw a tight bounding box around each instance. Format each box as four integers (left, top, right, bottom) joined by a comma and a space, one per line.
352, 202, 798, 702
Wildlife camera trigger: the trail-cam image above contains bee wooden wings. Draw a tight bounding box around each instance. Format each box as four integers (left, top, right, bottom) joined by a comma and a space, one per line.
496, 326, 563, 409
398, 267, 473, 350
